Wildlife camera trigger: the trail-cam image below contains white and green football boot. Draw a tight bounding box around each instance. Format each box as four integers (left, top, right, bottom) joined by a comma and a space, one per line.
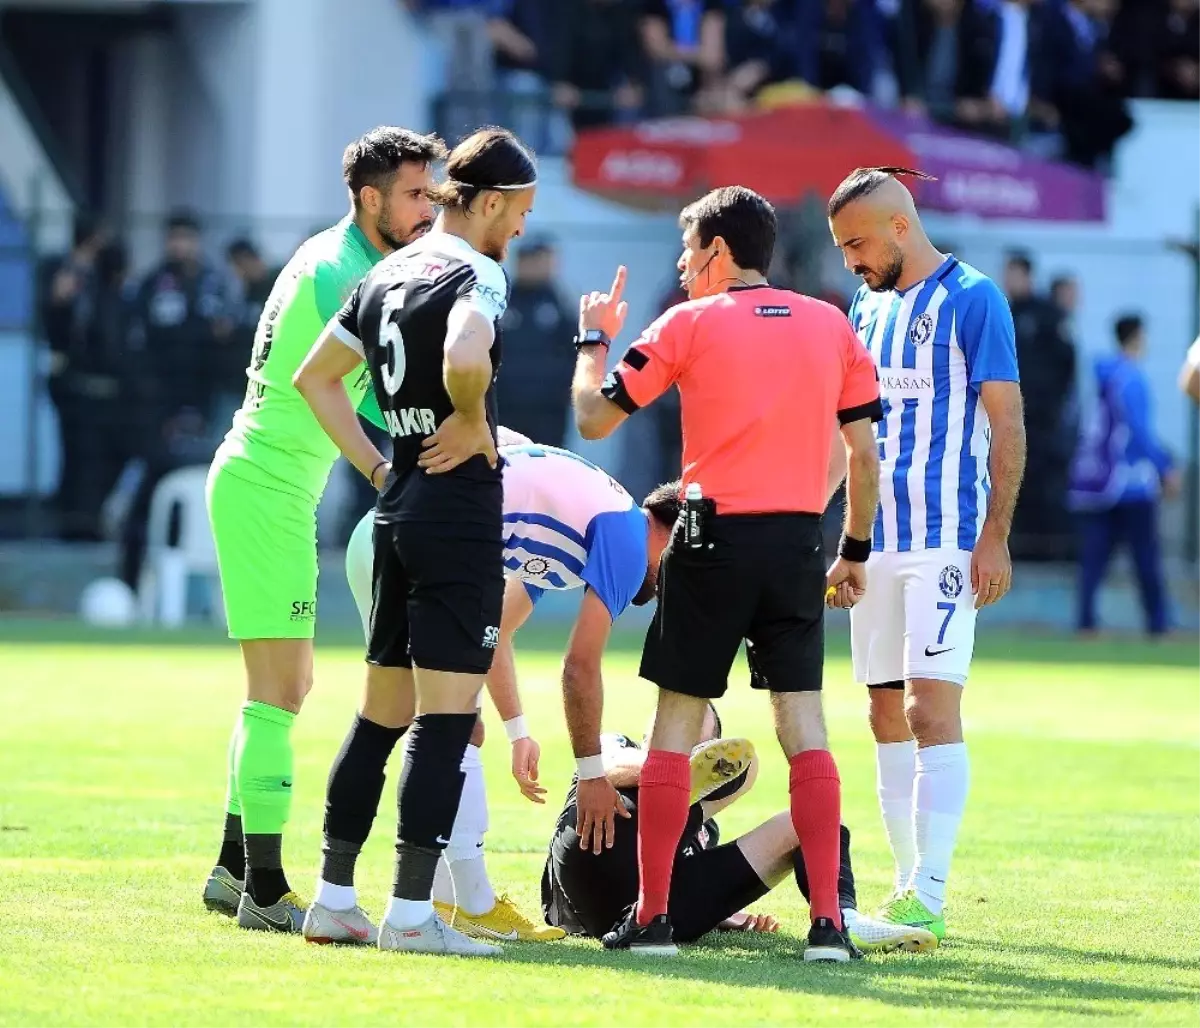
876, 890, 946, 942
844, 907, 938, 953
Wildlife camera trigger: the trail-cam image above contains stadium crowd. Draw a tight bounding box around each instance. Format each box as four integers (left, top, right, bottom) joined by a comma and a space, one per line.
36, 217, 574, 579
35, 214, 1182, 636
414, 0, 1199, 168
31, 1, 1193, 633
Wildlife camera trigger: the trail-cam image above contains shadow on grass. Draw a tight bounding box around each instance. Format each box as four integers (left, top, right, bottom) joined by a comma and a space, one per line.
492, 932, 1200, 1015
999, 938, 1200, 975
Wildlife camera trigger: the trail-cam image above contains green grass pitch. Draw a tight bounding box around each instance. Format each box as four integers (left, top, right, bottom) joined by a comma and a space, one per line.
0, 622, 1197, 1027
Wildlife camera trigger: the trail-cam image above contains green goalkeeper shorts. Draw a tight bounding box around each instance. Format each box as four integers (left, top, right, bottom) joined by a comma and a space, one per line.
206, 460, 319, 640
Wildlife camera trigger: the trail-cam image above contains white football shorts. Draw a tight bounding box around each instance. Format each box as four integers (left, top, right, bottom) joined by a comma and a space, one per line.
849, 547, 977, 686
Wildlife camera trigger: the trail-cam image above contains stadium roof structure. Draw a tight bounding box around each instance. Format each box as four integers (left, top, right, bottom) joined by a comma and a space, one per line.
571, 103, 1105, 223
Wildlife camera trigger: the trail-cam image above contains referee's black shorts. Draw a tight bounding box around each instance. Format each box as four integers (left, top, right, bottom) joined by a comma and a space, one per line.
367, 519, 504, 674
541, 790, 767, 942
640, 513, 826, 699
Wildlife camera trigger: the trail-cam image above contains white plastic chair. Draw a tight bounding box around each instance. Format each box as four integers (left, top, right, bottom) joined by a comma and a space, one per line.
137, 465, 222, 628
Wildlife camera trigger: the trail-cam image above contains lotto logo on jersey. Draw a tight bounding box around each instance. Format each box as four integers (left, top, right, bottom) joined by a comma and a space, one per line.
384, 407, 437, 438
482, 626, 499, 649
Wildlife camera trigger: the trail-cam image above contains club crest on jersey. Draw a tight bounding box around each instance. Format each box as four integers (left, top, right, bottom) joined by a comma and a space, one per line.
939, 565, 964, 599
909, 312, 935, 346
522, 557, 550, 576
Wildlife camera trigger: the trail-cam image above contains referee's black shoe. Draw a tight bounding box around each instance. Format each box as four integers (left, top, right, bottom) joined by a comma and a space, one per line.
602, 906, 678, 956
803, 916, 863, 962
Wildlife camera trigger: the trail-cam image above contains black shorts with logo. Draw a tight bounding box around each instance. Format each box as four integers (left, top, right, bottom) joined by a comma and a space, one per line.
541, 787, 767, 942
640, 513, 827, 699
367, 518, 504, 674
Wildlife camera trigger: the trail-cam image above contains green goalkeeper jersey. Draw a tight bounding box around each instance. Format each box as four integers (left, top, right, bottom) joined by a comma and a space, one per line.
216, 217, 385, 503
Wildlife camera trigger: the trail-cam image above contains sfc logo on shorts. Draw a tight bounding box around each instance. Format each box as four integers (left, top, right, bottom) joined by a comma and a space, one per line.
909, 312, 935, 346
939, 565, 964, 599
290, 600, 317, 622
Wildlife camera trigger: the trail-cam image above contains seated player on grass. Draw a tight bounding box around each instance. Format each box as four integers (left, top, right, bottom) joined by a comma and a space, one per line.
542, 704, 939, 955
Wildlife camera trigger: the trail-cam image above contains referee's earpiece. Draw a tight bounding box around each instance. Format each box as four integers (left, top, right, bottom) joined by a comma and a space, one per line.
683, 249, 719, 288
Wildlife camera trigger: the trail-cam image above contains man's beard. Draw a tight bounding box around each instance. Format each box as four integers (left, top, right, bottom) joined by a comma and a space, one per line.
378, 214, 432, 251
861, 244, 904, 293
479, 227, 507, 262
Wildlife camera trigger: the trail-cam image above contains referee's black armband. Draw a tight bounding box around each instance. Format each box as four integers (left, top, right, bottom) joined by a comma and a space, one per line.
600, 370, 640, 415
838, 397, 885, 425
839, 534, 872, 563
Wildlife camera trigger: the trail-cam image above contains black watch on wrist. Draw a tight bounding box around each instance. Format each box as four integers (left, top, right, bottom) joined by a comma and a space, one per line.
574, 329, 610, 350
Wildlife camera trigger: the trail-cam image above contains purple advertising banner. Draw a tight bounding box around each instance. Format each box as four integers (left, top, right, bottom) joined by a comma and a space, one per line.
870, 110, 1107, 223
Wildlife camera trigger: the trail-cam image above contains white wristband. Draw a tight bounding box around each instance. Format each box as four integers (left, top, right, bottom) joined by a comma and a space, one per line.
503, 715, 529, 743
575, 754, 606, 780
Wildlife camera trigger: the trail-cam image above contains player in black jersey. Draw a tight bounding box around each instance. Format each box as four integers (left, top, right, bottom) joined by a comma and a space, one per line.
542, 707, 938, 955
295, 127, 537, 956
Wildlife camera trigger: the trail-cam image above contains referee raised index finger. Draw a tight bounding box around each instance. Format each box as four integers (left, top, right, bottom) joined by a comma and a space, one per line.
610, 265, 627, 302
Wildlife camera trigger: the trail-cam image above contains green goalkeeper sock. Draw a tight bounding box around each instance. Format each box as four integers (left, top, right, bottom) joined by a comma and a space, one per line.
236, 701, 296, 906
235, 701, 296, 837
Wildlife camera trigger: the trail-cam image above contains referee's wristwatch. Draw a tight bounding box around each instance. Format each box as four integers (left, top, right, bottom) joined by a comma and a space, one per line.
574, 328, 610, 350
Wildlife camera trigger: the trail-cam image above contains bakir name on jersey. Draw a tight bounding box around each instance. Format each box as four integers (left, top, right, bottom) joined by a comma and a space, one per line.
382, 406, 437, 438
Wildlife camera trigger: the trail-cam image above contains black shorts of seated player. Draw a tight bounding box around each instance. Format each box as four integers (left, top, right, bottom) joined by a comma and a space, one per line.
541, 729, 858, 942
542, 785, 763, 942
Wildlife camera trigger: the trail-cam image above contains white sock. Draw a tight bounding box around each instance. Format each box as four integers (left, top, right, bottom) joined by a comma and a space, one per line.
431, 744, 496, 916
434, 856, 495, 917
385, 897, 434, 930
910, 742, 969, 916
876, 740, 917, 893
314, 879, 357, 912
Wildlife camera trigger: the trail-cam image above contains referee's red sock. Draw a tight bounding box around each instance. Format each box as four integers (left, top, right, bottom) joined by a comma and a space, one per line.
635, 750, 691, 926
788, 750, 843, 930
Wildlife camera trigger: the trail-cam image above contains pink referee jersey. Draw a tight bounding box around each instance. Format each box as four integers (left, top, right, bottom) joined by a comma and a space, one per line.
602, 284, 881, 514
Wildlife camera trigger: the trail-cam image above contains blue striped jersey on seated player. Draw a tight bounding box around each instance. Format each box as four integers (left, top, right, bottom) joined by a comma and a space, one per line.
846, 255, 1018, 688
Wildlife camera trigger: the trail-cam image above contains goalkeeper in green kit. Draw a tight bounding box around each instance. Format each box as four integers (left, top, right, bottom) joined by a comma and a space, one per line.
202, 127, 447, 932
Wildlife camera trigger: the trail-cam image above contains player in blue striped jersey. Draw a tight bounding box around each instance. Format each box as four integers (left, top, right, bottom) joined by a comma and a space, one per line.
828, 167, 1026, 943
